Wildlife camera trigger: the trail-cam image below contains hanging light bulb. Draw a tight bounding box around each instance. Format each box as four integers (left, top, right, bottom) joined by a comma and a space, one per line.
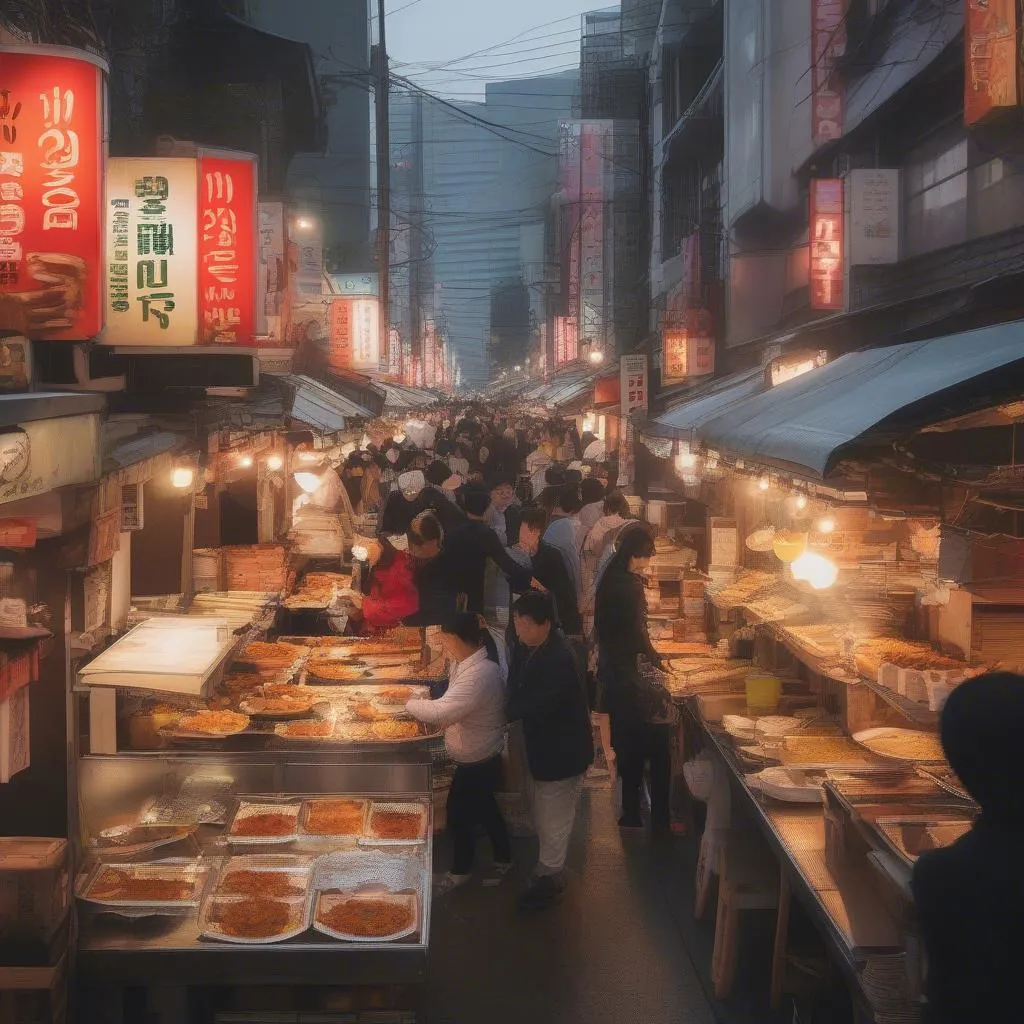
794, 494, 808, 511
266, 454, 284, 472
791, 551, 838, 589
171, 466, 194, 489
676, 450, 697, 473
758, 476, 770, 492
293, 472, 322, 494
817, 515, 837, 534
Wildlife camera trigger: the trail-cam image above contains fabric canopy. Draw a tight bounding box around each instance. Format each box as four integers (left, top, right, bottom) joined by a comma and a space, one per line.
283, 375, 375, 433
697, 324, 1024, 478
642, 366, 764, 441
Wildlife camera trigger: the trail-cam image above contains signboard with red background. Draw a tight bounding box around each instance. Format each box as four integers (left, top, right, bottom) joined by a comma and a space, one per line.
0, 46, 106, 341
809, 178, 844, 311
964, 0, 1019, 126
811, 1, 846, 150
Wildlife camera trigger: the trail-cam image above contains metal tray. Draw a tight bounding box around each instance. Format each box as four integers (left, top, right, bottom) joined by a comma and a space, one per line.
199, 893, 310, 945
225, 799, 301, 845
872, 816, 974, 868
79, 858, 209, 910
213, 854, 316, 899
90, 824, 198, 860
313, 890, 419, 944
360, 802, 429, 847
299, 798, 369, 842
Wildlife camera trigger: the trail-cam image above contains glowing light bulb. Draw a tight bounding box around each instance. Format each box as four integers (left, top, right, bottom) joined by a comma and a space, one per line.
588, 350, 605, 365
791, 552, 838, 589
298, 451, 319, 463
758, 477, 770, 492
293, 472, 322, 494
817, 516, 836, 534
795, 494, 808, 511
171, 467, 194, 489
676, 452, 697, 472
238, 454, 254, 469
266, 454, 284, 472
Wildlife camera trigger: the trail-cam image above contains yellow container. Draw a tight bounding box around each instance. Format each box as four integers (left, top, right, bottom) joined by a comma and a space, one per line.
746, 672, 782, 712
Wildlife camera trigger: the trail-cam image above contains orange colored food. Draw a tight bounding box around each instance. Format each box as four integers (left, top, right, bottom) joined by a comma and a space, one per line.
305, 799, 366, 836
218, 899, 292, 938
319, 898, 414, 938
280, 719, 334, 738
220, 871, 302, 898
231, 812, 296, 837
91, 869, 194, 902
243, 696, 315, 717
371, 720, 421, 741
369, 810, 423, 841
179, 710, 250, 735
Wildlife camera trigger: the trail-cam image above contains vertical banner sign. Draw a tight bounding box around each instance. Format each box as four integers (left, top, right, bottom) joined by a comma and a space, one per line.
809, 178, 845, 311
554, 315, 567, 367
0, 47, 106, 341
558, 121, 582, 320
197, 151, 257, 345
965, 0, 1019, 126
105, 157, 199, 345
811, 0, 847, 149
350, 298, 379, 372
328, 297, 352, 370
620, 353, 649, 416
662, 330, 689, 384
388, 326, 403, 379
579, 121, 607, 350
849, 168, 900, 266
258, 200, 286, 342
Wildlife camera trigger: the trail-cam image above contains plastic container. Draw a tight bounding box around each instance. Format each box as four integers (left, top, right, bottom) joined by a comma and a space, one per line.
745, 672, 782, 712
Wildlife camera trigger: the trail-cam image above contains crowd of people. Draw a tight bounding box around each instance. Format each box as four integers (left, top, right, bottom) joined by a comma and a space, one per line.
319, 407, 674, 910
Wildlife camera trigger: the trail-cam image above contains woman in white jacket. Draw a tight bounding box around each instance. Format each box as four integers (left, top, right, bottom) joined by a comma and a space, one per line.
406, 613, 512, 894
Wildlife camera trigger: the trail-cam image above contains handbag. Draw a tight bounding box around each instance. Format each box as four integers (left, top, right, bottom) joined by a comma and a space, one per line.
636, 655, 680, 727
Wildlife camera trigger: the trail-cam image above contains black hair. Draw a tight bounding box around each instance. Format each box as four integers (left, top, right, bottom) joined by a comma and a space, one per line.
545, 466, 566, 487
440, 612, 485, 647
581, 476, 606, 505
488, 473, 515, 492
462, 485, 491, 517
425, 460, 451, 487
603, 490, 631, 517
606, 523, 656, 575
557, 482, 583, 515
519, 506, 549, 533
513, 590, 555, 625
409, 510, 443, 546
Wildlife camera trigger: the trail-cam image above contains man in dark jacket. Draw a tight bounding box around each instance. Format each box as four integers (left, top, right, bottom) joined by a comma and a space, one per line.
513, 507, 583, 638
431, 486, 536, 616
507, 592, 594, 910
911, 672, 1024, 1024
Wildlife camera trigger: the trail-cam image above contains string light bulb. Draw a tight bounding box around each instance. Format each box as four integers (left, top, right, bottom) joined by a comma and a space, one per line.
238, 454, 253, 469
171, 466, 194, 489
791, 551, 839, 590
758, 477, 770, 492
817, 515, 837, 534
794, 494, 808, 511
266, 454, 283, 472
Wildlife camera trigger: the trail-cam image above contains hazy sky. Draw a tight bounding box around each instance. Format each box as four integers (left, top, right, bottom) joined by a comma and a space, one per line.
384, 0, 600, 99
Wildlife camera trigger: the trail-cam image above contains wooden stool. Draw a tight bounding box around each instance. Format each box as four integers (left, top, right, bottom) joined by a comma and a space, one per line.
695, 827, 727, 919
710, 832, 780, 1000
770, 872, 833, 1009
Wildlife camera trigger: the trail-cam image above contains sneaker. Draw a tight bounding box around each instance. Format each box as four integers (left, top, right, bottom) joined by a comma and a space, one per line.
516, 872, 566, 911
482, 861, 514, 887
433, 872, 471, 897
618, 815, 645, 831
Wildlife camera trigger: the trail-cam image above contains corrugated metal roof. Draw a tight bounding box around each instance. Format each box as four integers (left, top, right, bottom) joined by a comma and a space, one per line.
283, 375, 375, 433
380, 382, 437, 410
103, 431, 183, 471
643, 367, 765, 441
697, 324, 1024, 478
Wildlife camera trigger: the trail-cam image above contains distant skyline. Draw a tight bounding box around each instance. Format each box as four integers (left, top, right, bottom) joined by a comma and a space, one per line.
384, 0, 600, 99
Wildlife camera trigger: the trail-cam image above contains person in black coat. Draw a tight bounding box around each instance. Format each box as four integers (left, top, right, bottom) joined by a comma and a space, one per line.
429, 485, 536, 616
513, 506, 583, 638
595, 525, 674, 834
911, 672, 1024, 1024
507, 591, 593, 910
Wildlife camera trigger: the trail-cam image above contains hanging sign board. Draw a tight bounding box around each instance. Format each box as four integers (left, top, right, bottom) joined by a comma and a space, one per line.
811, 0, 847, 149
620, 353, 648, 416
0, 46, 107, 341
809, 178, 845, 311
965, 0, 1019, 126
850, 169, 900, 266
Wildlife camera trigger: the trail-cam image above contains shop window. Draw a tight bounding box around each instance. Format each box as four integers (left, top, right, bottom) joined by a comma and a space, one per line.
904, 138, 968, 257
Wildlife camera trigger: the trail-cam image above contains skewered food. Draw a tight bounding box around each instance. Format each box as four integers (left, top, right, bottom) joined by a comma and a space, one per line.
318, 897, 414, 938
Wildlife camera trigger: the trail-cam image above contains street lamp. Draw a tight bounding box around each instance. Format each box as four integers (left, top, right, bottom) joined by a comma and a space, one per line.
588, 350, 605, 365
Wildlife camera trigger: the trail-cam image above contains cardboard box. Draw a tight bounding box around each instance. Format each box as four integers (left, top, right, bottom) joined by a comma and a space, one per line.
0, 841, 69, 944
0, 955, 66, 1024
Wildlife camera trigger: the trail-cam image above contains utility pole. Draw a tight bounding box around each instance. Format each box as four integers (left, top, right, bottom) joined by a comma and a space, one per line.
409, 92, 424, 376
375, 0, 391, 375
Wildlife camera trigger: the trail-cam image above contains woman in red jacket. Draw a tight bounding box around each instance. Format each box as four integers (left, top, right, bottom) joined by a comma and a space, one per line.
346, 535, 420, 633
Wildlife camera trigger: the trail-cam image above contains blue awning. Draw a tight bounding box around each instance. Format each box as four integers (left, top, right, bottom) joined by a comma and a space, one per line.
283, 375, 375, 433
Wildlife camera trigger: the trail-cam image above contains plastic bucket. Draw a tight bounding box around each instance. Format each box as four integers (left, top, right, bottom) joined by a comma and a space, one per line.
746, 672, 782, 712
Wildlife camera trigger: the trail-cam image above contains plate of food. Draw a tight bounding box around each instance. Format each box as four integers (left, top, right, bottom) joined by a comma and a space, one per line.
226, 801, 301, 844
214, 855, 314, 899
275, 717, 337, 741
372, 685, 423, 706
370, 720, 423, 742
313, 890, 419, 943
175, 710, 251, 737
306, 660, 370, 684
200, 895, 309, 944
750, 767, 826, 804
300, 799, 368, 840
234, 641, 306, 669
853, 728, 946, 764
360, 802, 428, 846
238, 695, 320, 720
81, 859, 209, 909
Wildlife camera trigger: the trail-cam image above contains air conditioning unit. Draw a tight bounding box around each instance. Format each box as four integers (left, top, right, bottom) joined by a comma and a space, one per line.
121, 484, 144, 532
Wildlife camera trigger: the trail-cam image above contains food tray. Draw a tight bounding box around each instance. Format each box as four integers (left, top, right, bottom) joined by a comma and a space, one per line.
90, 824, 198, 860
213, 854, 315, 899
313, 849, 426, 894
237, 695, 329, 720
226, 800, 301, 845
853, 727, 946, 765
140, 795, 227, 827
873, 816, 974, 867
274, 715, 338, 741
299, 799, 369, 841
360, 802, 429, 846
751, 767, 826, 804
313, 890, 419, 944
199, 894, 310, 945
173, 710, 251, 737
80, 858, 209, 909
919, 767, 973, 803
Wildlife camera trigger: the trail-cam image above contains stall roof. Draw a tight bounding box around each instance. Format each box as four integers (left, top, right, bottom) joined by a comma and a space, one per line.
380, 381, 437, 411
0, 391, 105, 429
283, 375, 375, 433
525, 366, 596, 408
697, 324, 1024, 478
642, 367, 765, 441
550, 368, 605, 411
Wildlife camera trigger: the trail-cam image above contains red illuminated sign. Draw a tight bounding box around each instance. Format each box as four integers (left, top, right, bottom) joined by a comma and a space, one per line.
965, 0, 1019, 126
0, 46, 106, 341
811, 0, 847, 150
198, 152, 257, 344
329, 298, 353, 370
810, 179, 844, 311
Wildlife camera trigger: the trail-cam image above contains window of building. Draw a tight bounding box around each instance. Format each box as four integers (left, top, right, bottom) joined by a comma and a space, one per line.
904, 137, 968, 257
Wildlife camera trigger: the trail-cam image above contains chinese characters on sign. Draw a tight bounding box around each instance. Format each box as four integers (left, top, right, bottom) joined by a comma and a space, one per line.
328, 298, 352, 370
964, 0, 1019, 126
198, 153, 256, 345
809, 178, 845, 311
553, 315, 578, 367
258, 200, 286, 342
620, 353, 648, 416
104, 158, 198, 345
811, 0, 847, 149
326, 297, 379, 373
0, 47, 105, 341
662, 309, 715, 385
